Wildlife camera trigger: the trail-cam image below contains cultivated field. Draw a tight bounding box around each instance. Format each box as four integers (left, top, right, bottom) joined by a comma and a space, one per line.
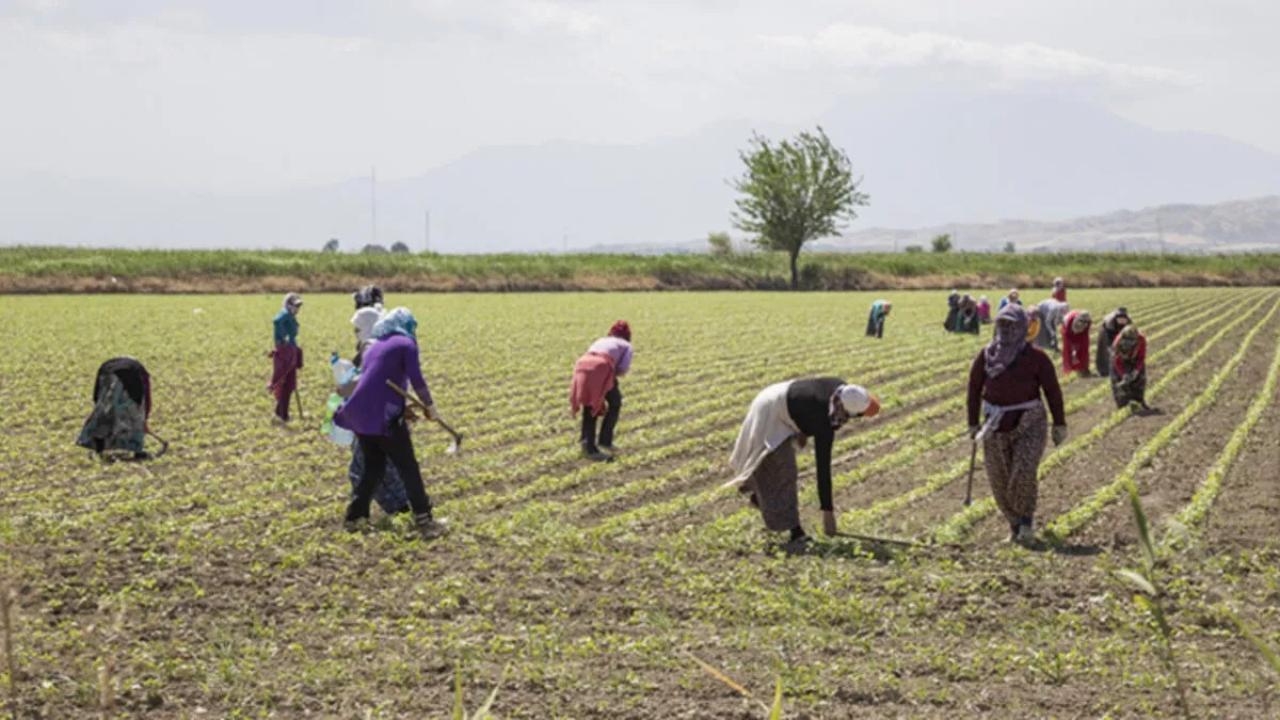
1, 288, 1277, 718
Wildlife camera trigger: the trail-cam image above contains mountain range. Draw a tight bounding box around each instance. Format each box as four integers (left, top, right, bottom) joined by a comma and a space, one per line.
3, 91, 1280, 252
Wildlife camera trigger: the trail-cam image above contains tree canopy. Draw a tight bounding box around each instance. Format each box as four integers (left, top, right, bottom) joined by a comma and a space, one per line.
731, 126, 868, 289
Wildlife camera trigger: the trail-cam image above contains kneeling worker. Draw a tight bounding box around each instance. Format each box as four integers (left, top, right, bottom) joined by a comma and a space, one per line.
728, 378, 880, 549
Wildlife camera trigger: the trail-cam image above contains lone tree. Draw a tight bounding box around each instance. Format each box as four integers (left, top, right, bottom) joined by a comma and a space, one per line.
390, 241, 411, 254
931, 234, 953, 253
361, 244, 388, 254
707, 231, 733, 256
322, 238, 340, 253
732, 127, 867, 289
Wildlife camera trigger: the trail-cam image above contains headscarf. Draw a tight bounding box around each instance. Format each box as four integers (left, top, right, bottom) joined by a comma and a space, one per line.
352, 306, 383, 344
283, 292, 303, 313
1103, 307, 1130, 331
830, 384, 879, 422
1053, 277, 1064, 288
1025, 304, 1042, 342
871, 300, 890, 321
985, 304, 1028, 379
372, 307, 418, 340
1115, 325, 1142, 358
609, 320, 631, 342
1071, 310, 1092, 334
353, 285, 384, 310
1008, 289, 1020, 303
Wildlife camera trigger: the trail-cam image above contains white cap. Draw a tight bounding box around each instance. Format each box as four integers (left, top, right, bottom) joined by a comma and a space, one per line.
836, 384, 871, 415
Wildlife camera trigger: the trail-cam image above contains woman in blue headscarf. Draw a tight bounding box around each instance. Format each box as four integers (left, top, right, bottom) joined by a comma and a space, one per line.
335, 307, 449, 540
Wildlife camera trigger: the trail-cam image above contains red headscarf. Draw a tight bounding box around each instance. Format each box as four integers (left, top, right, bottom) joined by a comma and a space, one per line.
609, 320, 631, 342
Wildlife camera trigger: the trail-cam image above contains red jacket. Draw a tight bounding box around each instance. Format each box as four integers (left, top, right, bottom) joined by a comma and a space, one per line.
569, 351, 617, 417
1061, 310, 1090, 373
1112, 334, 1147, 377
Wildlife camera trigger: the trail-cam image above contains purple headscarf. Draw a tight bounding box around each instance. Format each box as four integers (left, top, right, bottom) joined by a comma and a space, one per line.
985, 304, 1029, 378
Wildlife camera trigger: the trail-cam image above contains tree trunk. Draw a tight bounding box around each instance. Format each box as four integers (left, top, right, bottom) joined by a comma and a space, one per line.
789, 250, 799, 290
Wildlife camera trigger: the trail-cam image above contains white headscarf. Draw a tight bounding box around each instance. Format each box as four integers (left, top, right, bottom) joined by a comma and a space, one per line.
835, 385, 871, 415
351, 306, 383, 344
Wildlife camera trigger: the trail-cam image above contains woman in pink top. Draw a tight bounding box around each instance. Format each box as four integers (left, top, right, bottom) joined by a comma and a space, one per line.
569, 320, 633, 461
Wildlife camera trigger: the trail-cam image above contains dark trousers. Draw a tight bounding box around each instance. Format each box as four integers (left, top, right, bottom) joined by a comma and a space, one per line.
347, 419, 433, 522
580, 384, 622, 450
275, 389, 292, 421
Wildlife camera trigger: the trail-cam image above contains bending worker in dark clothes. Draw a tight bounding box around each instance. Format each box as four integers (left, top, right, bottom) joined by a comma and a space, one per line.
728, 378, 881, 549
967, 304, 1068, 544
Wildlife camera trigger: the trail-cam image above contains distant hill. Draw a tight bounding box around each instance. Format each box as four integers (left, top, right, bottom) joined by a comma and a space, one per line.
832, 196, 1280, 254
3, 91, 1280, 252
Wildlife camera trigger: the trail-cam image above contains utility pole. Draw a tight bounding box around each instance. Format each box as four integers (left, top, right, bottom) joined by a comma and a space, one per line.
370, 166, 377, 247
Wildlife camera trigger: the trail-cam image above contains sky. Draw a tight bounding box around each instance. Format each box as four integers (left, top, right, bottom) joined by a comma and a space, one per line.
1, 0, 1277, 194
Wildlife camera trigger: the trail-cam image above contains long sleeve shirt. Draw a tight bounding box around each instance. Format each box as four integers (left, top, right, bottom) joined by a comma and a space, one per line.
785, 377, 846, 512
1113, 336, 1147, 377
334, 335, 432, 437
273, 310, 299, 346
968, 346, 1066, 431
587, 336, 633, 376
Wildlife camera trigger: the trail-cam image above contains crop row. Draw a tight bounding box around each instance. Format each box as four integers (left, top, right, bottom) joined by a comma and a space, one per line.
932, 292, 1279, 544
833, 290, 1268, 537
1041, 297, 1280, 541
553, 295, 1232, 543
1166, 325, 1280, 540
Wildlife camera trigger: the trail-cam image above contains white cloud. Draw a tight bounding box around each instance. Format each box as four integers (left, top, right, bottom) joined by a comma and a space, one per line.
762, 23, 1194, 90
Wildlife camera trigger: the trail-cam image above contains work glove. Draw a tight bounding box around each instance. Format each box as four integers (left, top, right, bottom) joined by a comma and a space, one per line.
1051, 425, 1068, 447
822, 510, 838, 537
968, 425, 980, 440
424, 404, 441, 422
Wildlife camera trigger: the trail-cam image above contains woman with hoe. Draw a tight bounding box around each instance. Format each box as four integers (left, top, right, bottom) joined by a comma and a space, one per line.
335, 308, 449, 540
728, 378, 880, 551
967, 305, 1068, 544
269, 292, 304, 425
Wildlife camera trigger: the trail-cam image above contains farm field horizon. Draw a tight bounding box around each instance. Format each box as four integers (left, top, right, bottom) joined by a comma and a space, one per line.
2, 288, 1278, 718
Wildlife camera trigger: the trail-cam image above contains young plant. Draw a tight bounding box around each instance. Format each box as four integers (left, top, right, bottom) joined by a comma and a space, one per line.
1115, 484, 1191, 720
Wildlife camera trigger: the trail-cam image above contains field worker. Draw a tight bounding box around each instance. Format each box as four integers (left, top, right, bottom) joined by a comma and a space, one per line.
334, 308, 449, 539
866, 299, 891, 339
1095, 307, 1131, 377
977, 296, 992, 324
943, 290, 960, 332
956, 295, 981, 334
76, 357, 155, 460
967, 305, 1068, 544
569, 321, 633, 461
998, 288, 1022, 311
336, 290, 409, 516
728, 379, 880, 549
1052, 277, 1068, 303
1034, 299, 1068, 351
1110, 325, 1150, 412
1025, 304, 1043, 343
351, 285, 385, 367
269, 292, 304, 425
1061, 309, 1093, 375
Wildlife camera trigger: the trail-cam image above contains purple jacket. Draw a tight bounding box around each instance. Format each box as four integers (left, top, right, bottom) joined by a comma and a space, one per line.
587, 336, 632, 376
334, 335, 432, 437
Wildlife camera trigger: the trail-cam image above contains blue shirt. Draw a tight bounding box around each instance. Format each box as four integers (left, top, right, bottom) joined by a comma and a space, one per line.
273, 310, 299, 346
